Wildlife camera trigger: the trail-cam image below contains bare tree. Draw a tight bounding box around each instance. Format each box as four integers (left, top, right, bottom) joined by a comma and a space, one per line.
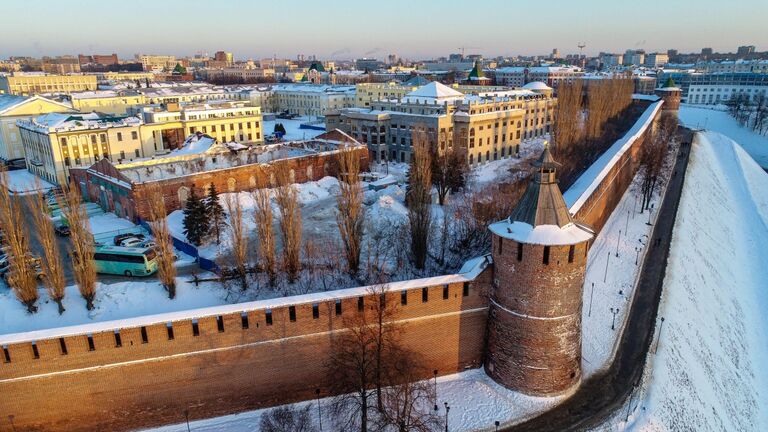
552, 79, 584, 155
146, 186, 177, 299
406, 132, 433, 270
29, 187, 66, 314
225, 194, 249, 291
336, 145, 365, 276
0, 170, 38, 313
260, 405, 317, 432
60, 183, 97, 310
431, 139, 468, 206
640, 112, 678, 211
252, 176, 277, 286
378, 349, 441, 432
274, 165, 302, 283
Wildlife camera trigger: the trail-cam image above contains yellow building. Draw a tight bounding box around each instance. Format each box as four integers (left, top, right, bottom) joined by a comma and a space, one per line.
71, 90, 147, 115
135, 101, 263, 154
0, 73, 98, 96
354, 81, 420, 108
17, 113, 145, 185
0, 94, 72, 161
98, 72, 156, 82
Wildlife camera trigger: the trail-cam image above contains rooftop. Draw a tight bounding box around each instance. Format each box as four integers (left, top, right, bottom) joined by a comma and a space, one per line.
17, 112, 142, 133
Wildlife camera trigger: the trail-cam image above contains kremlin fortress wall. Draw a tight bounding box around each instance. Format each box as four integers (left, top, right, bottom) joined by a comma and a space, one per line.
0, 96, 671, 432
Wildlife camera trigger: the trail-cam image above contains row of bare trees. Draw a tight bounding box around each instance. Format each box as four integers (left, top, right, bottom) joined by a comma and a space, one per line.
725, 93, 768, 135
585, 77, 634, 141
639, 112, 679, 211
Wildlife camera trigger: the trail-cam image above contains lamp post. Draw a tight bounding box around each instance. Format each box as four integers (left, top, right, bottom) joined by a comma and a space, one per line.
495, 420, 500, 431
444, 402, 451, 432
646, 204, 654, 226
615, 230, 621, 257
433, 369, 439, 412
603, 251, 610, 283
610, 307, 619, 330
315, 388, 323, 431
183, 410, 190, 432
635, 246, 641, 266
588, 282, 595, 317
655, 317, 665, 354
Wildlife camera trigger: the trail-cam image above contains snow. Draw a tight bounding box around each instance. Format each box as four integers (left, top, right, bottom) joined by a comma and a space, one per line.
488, 220, 594, 246
404, 82, 464, 102
262, 117, 325, 141
521, 81, 552, 91
169, 134, 216, 156
88, 211, 137, 236
1, 169, 54, 195
619, 132, 768, 431
565, 100, 664, 213
678, 103, 768, 169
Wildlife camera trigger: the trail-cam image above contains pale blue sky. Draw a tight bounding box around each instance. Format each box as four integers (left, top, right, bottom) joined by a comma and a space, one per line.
1, 0, 766, 60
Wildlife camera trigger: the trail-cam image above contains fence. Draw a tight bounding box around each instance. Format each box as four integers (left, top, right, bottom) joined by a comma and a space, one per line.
136, 218, 221, 275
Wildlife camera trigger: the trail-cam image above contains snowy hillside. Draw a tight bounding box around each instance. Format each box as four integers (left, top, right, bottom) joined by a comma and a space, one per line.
625, 131, 768, 431
678, 104, 768, 169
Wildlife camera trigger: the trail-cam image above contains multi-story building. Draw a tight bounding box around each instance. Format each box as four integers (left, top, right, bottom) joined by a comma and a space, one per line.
17, 113, 144, 184
271, 84, 356, 117
135, 54, 178, 72
491, 66, 583, 89
355, 58, 381, 71
623, 49, 646, 66
202, 68, 275, 82
644, 53, 669, 68
0, 94, 72, 162
78, 54, 119, 66
70, 90, 147, 115
41, 56, 82, 74
214, 51, 234, 64
97, 71, 156, 82
599, 53, 624, 68
327, 81, 555, 166
696, 59, 768, 74
0, 73, 98, 96
133, 101, 263, 153
354, 80, 424, 107
656, 71, 768, 104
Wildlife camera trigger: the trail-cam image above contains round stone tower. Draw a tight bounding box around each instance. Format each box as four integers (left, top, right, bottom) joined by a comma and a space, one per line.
655, 77, 682, 111
486, 145, 594, 396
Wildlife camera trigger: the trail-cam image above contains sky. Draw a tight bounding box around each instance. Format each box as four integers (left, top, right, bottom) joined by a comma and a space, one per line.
1, 0, 766, 61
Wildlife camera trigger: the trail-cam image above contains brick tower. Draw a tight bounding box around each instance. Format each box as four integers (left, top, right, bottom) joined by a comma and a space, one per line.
655, 77, 681, 111
485, 145, 594, 395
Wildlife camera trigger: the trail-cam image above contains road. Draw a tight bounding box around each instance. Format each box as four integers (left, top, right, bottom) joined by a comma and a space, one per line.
504, 129, 694, 431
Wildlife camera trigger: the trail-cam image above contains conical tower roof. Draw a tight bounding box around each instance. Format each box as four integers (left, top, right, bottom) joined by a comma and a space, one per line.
469, 60, 485, 79
509, 144, 573, 228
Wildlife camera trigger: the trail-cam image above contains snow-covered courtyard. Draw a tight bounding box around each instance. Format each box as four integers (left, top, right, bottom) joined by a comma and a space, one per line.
263, 116, 325, 142
1, 169, 54, 195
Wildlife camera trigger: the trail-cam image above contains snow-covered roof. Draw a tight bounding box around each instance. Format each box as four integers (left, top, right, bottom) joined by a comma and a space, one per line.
404, 82, 465, 103
521, 81, 552, 90
17, 112, 142, 133
0, 94, 28, 114
488, 220, 594, 246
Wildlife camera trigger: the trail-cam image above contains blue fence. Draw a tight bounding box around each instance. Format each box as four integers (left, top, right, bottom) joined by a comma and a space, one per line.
299, 123, 326, 131
137, 218, 221, 275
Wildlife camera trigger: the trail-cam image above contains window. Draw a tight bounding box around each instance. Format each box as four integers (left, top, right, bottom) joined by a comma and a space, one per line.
312, 304, 320, 319
120, 150, 125, 160
568, 245, 575, 263
287, 306, 296, 322
99, 134, 106, 144
114, 330, 122, 347
401, 290, 408, 305
60, 137, 67, 146
241, 313, 249, 329
517, 243, 524, 261
463, 282, 470, 297
2, 346, 9, 363
335, 299, 342, 316
265, 310, 273, 325
498, 237, 503, 254
135, 149, 140, 158
117, 132, 123, 141
358, 296, 364, 312
32, 342, 40, 359
443, 285, 449, 300
167, 323, 175, 340
216, 316, 225, 332
87, 335, 95, 351
59, 337, 68, 355
140, 326, 148, 343
90, 135, 97, 145
422, 287, 428, 303
192, 320, 200, 336
543, 246, 550, 265
131, 131, 138, 140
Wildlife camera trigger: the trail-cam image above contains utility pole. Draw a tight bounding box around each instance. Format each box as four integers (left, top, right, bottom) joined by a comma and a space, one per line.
444, 402, 451, 432
433, 369, 439, 411
610, 307, 619, 330
184, 410, 190, 432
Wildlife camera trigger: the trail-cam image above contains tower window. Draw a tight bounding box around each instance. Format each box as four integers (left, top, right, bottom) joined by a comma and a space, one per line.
401, 290, 408, 306
216, 315, 225, 332
312, 303, 319, 319
517, 243, 524, 261
443, 284, 449, 300
335, 299, 342, 316
265, 310, 273, 326
422, 287, 429, 303
241, 313, 249, 329
2, 346, 10, 363
357, 296, 364, 312
87, 335, 95, 351
543, 246, 550, 265
463, 282, 470, 297
498, 237, 503, 254
568, 245, 575, 263
289, 306, 296, 322
31, 342, 40, 359
192, 320, 200, 336
140, 326, 148, 343
59, 338, 68, 355
114, 330, 122, 347
166, 323, 175, 340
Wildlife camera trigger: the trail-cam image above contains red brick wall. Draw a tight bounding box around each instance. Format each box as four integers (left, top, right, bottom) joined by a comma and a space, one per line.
0, 273, 490, 432
486, 237, 590, 395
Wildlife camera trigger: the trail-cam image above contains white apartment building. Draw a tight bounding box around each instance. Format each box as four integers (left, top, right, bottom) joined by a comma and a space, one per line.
492, 66, 583, 89
271, 84, 356, 118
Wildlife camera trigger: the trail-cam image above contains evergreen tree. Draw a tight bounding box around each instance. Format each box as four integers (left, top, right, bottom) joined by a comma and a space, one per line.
182, 188, 208, 246
274, 123, 287, 135
173, 63, 187, 74
205, 184, 227, 245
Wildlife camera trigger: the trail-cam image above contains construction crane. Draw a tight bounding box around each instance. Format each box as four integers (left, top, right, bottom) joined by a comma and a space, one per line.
577, 42, 586, 54
457, 47, 480, 58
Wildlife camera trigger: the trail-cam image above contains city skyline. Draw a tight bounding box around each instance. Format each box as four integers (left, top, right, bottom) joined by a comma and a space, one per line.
1, 0, 766, 60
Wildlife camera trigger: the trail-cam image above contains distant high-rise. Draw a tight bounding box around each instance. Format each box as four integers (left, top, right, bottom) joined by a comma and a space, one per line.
552, 48, 560, 59
737, 45, 756, 57
701, 47, 714, 57
214, 51, 234, 64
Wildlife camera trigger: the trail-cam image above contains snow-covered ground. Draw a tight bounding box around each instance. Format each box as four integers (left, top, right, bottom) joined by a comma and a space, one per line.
1, 169, 54, 195
263, 116, 325, 142
608, 131, 768, 431
679, 104, 768, 169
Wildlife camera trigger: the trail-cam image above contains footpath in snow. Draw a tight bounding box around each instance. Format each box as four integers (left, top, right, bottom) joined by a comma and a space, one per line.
678, 104, 768, 169
610, 132, 768, 431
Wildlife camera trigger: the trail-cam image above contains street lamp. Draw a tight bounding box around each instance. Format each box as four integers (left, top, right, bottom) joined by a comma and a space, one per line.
646, 204, 654, 226
495, 420, 500, 431
615, 230, 621, 257
610, 307, 619, 330
588, 282, 595, 317
315, 388, 323, 431
635, 246, 641, 265
183, 410, 190, 432
444, 402, 451, 432
655, 317, 666, 353
433, 369, 439, 412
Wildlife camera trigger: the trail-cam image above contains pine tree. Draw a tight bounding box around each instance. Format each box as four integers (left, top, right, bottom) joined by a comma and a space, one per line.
206, 184, 227, 245
182, 188, 208, 246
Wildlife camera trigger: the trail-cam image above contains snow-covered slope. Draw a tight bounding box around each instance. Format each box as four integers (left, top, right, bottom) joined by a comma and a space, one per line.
628, 131, 768, 431
678, 104, 768, 169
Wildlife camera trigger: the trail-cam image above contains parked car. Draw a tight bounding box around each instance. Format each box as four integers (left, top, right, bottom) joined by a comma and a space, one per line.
113, 233, 145, 246
119, 237, 144, 248
140, 240, 156, 249
54, 224, 71, 236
